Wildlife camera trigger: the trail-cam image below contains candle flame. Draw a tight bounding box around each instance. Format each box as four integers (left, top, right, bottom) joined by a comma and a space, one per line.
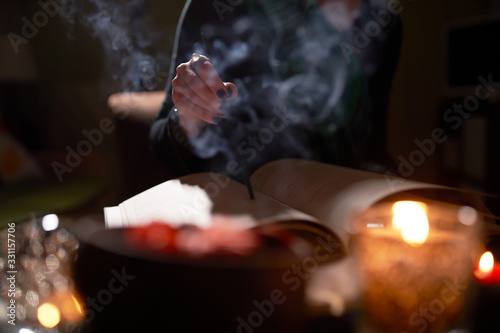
392, 201, 429, 246
38, 303, 61, 328
479, 251, 494, 275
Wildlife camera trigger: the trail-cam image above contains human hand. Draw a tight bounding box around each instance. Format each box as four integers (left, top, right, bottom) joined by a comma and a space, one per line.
172, 53, 238, 135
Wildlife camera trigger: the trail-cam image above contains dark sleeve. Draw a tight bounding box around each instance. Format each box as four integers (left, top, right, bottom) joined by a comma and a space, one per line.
149, 0, 279, 179
149, 94, 199, 176
148, 0, 219, 177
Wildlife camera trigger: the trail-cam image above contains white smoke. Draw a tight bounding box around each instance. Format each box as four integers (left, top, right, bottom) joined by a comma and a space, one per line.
59, 0, 169, 93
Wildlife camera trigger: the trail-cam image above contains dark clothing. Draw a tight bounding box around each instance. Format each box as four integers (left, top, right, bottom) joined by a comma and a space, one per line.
150, 0, 402, 182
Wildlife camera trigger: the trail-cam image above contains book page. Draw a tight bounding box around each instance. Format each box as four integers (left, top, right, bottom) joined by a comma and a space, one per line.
177, 173, 319, 225
250, 159, 444, 245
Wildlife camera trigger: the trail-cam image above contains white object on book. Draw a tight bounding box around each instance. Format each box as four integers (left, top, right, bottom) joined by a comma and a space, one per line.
104, 179, 213, 229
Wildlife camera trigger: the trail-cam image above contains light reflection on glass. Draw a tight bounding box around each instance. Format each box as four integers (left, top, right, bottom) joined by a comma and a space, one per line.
24, 221, 41, 240
34, 271, 46, 286
61, 292, 84, 322
30, 240, 44, 257
21, 255, 35, 271
57, 229, 69, 243
44, 237, 57, 255
70, 294, 83, 315
45, 255, 60, 272
16, 304, 27, 321
56, 248, 66, 260
64, 234, 79, 252
14, 287, 23, 299
25, 290, 40, 307
53, 275, 68, 292
0, 215, 81, 332
37, 280, 51, 299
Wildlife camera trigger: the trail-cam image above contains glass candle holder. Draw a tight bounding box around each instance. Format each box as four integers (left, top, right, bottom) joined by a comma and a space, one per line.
0, 215, 83, 332
350, 200, 482, 333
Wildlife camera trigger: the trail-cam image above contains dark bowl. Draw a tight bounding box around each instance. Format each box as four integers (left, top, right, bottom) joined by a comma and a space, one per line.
73, 228, 308, 333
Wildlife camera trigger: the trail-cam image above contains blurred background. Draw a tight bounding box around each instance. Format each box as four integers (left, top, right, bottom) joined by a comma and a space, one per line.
0, 0, 499, 224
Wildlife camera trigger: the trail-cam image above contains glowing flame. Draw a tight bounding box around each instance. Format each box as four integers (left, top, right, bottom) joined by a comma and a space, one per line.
392, 201, 429, 246
479, 251, 494, 275
37, 303, 61, 328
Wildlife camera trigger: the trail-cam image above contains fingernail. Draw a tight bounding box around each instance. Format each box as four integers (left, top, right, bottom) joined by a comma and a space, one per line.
227, 87, 233, 98
217, 89, 227, 100
212, 117, 221, 123
192, 53, 200, 62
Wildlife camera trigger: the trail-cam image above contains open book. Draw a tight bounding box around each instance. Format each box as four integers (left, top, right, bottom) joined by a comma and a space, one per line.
104, 159, 488, 248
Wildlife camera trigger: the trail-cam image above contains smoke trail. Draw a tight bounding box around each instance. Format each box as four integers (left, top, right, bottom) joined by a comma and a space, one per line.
178, 0, 369, 175
59, 0, 169, 94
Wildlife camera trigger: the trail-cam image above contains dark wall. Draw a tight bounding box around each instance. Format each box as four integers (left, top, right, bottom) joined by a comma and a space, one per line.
1, 0, 184, 149
387, 0, 500, 213
0, 0, 185, 206
388, 0, 499, 181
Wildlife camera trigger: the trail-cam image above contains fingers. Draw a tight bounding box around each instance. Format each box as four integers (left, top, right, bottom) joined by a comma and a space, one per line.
172, 87, 222, 125
173, 62, 225, 126
172, 53, 239, 130
190, 53, 230, 102
173, 68, 222, 116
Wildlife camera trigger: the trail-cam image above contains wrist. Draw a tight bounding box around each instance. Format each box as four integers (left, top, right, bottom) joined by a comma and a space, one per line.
168, 108, 191, 149
178, 113, 205, 137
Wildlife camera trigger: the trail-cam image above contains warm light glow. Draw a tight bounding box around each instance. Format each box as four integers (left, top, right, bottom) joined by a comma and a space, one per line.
71, 294, 83, 315
61, 293, 85, 322
479, 251, 494, 275
392, 201, 427, 229
37, 303, 61, 328
392, 201, 429, 246
19, 329, 35, 333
